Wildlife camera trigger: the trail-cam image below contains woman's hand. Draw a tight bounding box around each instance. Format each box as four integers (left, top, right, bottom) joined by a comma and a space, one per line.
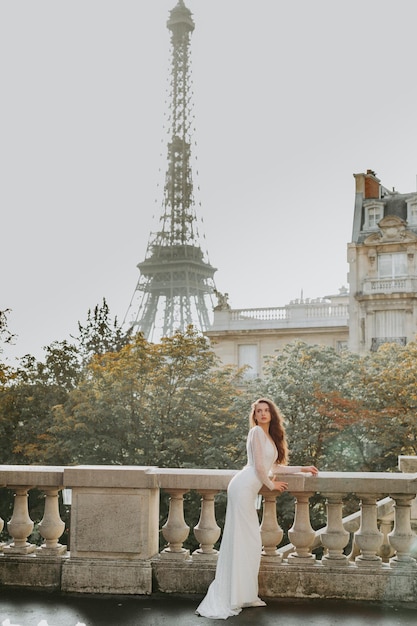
272, 480, 288, 492
300, 466, 319, 475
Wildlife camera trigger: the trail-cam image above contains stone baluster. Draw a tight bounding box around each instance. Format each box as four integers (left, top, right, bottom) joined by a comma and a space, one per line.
388, 494, 417, 568
321, 492, 350, 566
344, 517, 360, 561
354, 494, 383, 567
37, 488, 67, 555
4, 486, 36, 554
193, 490, 221, 557
287, 492, 316, 563
161, 489, 190, 560
260, 492, 283, 561
377, 509, 395, 562
0, 509, 4, 552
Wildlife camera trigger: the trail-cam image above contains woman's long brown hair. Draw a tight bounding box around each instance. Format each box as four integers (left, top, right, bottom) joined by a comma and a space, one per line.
249, 398, 289, 465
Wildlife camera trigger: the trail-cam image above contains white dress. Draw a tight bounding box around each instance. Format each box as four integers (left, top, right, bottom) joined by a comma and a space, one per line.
196, 425, 301, 620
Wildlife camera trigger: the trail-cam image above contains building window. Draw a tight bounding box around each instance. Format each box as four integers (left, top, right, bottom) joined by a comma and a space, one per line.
371, 310, 407, 351
238, 344, 258, 379
363, 202, 383, 230
378, 252, 407, 278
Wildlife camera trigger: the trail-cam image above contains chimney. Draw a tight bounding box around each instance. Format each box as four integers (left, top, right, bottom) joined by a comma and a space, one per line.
354, 169, 381, 199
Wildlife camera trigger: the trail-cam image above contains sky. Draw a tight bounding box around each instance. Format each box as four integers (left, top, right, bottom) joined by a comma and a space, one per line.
1, 0, 417, 362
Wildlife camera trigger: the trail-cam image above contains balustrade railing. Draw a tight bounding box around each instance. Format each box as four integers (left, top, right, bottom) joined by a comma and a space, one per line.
0, 462, 416, 599
362, 277, 417, 294
229, 304, 349, 325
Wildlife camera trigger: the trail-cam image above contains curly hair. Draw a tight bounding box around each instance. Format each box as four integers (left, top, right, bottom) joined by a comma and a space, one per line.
249, 397, 288, 465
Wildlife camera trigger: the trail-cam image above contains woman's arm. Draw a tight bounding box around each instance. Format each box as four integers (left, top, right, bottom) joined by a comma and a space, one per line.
271, 463, 318, 475
251, 427, 275, 490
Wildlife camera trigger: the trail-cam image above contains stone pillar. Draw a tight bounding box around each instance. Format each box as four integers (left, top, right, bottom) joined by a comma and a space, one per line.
193, 490, 220, 558
37, 488, 66, 555
287, 492, 316, 563
161, 489, 190, 560
4, 486, 36, 554
388, 494, 417, 569
321, 493, 349, 566
260, 492, 283, 561
354, 494, 383, 567
61, 466, 160, 594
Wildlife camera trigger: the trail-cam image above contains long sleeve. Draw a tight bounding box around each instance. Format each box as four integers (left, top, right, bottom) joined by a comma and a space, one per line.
270, 463, 302, 475
248, 427, 276, 490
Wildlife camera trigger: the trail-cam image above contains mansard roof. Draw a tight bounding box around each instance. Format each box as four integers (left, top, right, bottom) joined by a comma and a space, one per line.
383, 192, 416, 221
352, 170, 417, 243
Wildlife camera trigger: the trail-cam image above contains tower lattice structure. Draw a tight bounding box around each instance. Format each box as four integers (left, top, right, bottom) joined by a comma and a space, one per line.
128, 0, 216, 341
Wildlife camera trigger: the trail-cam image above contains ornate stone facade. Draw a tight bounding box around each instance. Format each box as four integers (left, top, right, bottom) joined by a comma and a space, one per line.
348, 170, 417, 353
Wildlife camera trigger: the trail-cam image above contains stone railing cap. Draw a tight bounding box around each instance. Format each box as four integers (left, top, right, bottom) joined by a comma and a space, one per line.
64, 465, 159, 489
153, 467, 236, 491
303, 471, 417, 495
0, 465, 65, 487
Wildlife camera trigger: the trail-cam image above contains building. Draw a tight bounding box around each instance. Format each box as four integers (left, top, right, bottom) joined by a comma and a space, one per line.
206, 170, 417, 375
205, 288, 349, 378
348, 170, 417, 353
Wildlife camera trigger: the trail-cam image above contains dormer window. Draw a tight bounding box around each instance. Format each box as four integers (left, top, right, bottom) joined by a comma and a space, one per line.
363, 201, 383, 230
406, 196, 417, 224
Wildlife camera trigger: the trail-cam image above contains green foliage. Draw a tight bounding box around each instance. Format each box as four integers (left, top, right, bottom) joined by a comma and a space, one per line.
0, 300, 133, 464
46, 327, 243, 468
249, 339, 417, 473
358, 342, 417, 469
0, 309, 16, 351
0, 309, 16, 385
76, 298, 132, 365
255, 342, 365, 469
0, 347, 76, 463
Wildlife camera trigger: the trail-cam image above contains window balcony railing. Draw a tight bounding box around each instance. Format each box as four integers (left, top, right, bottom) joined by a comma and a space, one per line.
371, 337, 407, 351
0, 459, 416, 602
362, 277, 417, 295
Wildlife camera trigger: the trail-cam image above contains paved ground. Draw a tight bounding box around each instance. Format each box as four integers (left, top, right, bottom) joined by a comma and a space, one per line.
0, 590, 417, 626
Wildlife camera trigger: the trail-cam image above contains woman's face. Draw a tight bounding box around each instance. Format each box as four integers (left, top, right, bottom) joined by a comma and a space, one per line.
255, 402, 271, 426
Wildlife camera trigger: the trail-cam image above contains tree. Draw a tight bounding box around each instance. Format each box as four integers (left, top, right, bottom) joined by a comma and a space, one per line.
47, 327, 243, 468
0, 308, 16, 350
358, 341, 417, 470
0, 344, 81, 464
257, 341, 366, 470
0, 308, 16, 385
76, 298, 132, 365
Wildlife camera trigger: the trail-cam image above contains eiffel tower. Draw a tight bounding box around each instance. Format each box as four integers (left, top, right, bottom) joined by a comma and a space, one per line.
127, 0, 216, 341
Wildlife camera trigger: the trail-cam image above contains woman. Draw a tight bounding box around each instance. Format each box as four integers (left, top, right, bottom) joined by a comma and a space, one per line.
196, 398, 318, 620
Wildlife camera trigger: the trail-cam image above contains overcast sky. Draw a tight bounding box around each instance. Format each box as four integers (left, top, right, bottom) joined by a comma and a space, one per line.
2, 0, 417, 361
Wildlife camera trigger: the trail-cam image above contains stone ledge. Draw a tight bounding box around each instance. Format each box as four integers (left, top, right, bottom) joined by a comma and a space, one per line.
151, 557, 417, 602
0, 553, 66, 590
259, 561, 417, 602
61, 557, 153, 595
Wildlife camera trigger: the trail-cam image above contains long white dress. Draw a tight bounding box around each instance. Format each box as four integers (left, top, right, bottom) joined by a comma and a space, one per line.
196, 425, 301, 620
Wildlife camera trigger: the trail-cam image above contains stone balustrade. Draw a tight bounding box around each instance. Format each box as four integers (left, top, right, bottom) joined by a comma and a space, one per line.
212, 302, 349, 331
0, 459, 416, 602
